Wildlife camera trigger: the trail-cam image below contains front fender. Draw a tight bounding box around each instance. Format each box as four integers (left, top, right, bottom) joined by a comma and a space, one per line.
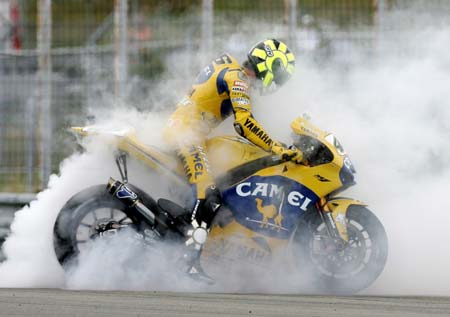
326, 197, 367, 242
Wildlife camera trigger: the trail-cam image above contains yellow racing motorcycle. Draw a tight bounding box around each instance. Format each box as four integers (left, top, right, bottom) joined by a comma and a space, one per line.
53, 116, 388, 294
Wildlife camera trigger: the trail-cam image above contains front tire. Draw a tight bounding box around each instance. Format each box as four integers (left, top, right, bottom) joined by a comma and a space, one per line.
294, 205, 388, 294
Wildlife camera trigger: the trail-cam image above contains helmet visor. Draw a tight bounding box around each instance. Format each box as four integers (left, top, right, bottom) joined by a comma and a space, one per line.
272, 58, 291, 86
254, 78, 279, 95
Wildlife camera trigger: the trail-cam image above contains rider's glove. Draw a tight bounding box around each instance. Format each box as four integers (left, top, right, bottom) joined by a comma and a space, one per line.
271, 142, 304, 164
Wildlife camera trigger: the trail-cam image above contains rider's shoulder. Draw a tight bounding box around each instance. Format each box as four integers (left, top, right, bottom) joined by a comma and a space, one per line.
210, 52, 250, 86
212, 52, 240, 67
225, 67, 250, 85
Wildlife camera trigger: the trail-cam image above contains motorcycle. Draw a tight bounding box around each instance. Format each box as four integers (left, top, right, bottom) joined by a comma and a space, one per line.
53, 115, 388, 294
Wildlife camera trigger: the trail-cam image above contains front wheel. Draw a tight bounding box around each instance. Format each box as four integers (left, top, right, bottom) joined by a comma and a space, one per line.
293, 205, 388, 294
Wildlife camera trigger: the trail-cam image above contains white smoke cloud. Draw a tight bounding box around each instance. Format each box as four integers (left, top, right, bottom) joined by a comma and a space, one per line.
258, 9, 450, 295
1, 4, 450, 295
64, 229, 206, 292
0, 110, 171, 288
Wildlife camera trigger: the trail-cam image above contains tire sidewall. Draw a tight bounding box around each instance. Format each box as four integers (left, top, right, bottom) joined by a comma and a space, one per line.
53, 185, 129, 265
293, 205, 388, 294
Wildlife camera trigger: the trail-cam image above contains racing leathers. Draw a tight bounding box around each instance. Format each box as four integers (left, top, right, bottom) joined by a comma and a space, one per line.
164, 52, 302, 231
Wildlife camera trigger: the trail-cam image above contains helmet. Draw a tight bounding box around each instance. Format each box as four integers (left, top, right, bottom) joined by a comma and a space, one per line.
247, 39, 295, 94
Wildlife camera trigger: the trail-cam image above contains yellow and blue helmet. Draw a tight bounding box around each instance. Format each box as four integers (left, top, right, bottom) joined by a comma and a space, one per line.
247, 39, 295, 94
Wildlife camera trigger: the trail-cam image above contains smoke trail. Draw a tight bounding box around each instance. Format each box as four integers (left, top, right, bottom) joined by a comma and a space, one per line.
1, 4, 449, 295
0, 109, 170, 288
259, 6, 450, 295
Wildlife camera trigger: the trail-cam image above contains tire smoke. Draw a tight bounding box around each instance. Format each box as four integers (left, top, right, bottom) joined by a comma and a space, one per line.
260, 7, 450, 295
1, 5, 449, 295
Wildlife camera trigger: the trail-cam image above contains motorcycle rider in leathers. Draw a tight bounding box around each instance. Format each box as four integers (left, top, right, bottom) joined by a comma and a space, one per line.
163, 39, 302, 280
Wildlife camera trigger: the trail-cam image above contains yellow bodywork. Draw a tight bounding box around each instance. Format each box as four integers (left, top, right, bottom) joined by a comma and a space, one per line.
71, 126, 184, 185
72, 116, 361, 266
201, 220, 288, 268
326, 198, 367, 241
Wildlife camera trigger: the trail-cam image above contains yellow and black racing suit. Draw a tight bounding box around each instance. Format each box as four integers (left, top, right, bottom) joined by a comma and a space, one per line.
164, 53, 277, 216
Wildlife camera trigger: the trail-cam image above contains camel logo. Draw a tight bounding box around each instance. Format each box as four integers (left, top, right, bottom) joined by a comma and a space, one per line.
236, 182, 312, 212
222, 175, 319, 239
255, 198, 284, 232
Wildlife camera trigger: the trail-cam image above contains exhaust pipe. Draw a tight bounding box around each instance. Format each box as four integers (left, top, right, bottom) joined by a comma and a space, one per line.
107, 177, 156, 225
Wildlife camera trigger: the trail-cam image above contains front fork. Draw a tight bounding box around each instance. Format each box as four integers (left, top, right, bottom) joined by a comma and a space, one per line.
316, 197, 368, 246
316, 197, 348, 248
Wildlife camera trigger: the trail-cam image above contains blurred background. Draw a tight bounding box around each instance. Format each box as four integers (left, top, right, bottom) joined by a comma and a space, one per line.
0, 0, 446, 260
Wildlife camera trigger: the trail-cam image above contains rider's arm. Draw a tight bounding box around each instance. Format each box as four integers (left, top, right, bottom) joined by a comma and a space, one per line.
225, 70, 304, 163
233, 107, 304, 163
233, 109, 274, 152
224, 70, 275, 152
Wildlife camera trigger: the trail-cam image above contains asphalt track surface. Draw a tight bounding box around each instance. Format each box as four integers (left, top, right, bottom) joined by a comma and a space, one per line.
1, 289, 450, 317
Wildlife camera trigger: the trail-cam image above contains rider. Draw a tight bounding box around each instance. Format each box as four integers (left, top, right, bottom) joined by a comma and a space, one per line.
163, 39, 303, 278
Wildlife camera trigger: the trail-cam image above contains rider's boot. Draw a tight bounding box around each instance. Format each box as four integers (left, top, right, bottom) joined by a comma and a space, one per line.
176, 144, 222, 283
183, 185, 221, 284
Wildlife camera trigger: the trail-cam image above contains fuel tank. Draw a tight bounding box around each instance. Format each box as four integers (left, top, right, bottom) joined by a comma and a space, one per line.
206, 136, 268, 176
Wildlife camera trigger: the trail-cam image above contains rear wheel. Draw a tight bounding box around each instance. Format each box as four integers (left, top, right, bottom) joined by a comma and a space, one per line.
294, 205, 388, 294
53, 185, 144, 266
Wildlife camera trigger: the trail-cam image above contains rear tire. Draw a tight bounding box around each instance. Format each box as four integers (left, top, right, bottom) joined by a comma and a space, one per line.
294, 205, 388, 294
53, 185, 142, 266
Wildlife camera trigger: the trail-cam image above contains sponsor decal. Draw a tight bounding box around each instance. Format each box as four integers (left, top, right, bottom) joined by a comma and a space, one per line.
236, 182, 312, 212
222, 175, 319, 239
301, 125, 319, 138
204, 65, 212, 76
191, 199, 202, 221
314, 174, 331, 182
192, 152, 204, 178
264, 44, 274, 57
191, 146, 210, 179
236, 182, 283, 198
179, 146, 210, 181
195, 63, 215, 84
231, 86, 246, 92
214, 53, 232, 65
226, 240, 270, 263
208, 239, 270, 263
343, 156, 354, 172
233, 80, 249, 89
253, 198, 285, 232
335, 213, 346, 226
231, 97, 250, 105
243, 118, 273, 146
116, 185, 137, 200
325, 212, 337, 229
